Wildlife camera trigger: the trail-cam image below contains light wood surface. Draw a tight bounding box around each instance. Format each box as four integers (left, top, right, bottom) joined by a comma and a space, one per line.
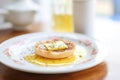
0, 29, 107, 80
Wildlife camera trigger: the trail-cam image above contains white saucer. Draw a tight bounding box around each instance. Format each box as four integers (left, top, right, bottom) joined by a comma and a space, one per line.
0, 22, 12, 30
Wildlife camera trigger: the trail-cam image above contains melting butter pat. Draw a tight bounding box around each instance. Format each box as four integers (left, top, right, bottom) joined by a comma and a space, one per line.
44, 41, 68, 51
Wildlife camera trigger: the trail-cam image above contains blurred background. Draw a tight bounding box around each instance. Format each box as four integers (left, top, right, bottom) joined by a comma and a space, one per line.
0, 0, 114, 15
0, 0, 119, 35
0, 0, 115, 16
0, 0, 119, 41
96, 0, 113, 16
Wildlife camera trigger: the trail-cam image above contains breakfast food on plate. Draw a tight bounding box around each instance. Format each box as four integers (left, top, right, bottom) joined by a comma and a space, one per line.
34, 38, 76, 59
24, 38, 86, 66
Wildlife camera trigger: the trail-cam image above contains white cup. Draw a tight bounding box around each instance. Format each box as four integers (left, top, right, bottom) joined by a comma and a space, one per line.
73, 0, 96, 36
5, 10, 36, 30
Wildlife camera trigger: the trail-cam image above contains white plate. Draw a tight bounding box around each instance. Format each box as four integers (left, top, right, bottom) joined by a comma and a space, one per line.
0, 33, 107, 74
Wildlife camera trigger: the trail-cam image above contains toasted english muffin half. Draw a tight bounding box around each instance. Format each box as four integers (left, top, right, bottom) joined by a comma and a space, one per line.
34, 38, 76, 59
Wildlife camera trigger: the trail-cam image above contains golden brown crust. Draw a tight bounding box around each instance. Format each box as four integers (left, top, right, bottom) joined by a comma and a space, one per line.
34, 38, 76, 59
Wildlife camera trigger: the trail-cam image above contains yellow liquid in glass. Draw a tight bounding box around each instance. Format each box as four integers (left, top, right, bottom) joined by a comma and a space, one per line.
53, 14, 74, 32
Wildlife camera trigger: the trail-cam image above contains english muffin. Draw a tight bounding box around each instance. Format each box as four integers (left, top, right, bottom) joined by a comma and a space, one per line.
34, 38, 76, 59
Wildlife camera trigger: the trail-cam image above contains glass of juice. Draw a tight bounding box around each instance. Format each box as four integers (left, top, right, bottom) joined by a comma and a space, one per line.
51, 0, 74, 32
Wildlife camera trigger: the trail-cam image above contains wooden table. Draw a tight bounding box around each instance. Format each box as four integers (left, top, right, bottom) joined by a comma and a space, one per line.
0, 29, 107, 80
